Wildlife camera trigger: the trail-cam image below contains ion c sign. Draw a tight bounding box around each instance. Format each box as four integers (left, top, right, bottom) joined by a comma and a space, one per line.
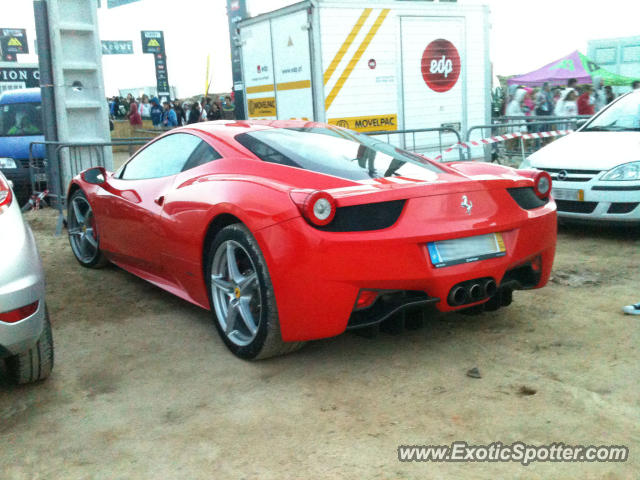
421, 39, 461, 93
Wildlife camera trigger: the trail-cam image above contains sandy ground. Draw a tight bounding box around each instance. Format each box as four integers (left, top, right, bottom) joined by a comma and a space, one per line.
1, 208, 639, 479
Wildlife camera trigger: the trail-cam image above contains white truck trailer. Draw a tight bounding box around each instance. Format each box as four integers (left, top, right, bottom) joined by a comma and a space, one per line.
236, 0, 490, 157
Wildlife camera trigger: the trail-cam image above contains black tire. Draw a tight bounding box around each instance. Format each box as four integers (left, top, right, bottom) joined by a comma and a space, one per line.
67, 189, 108, 268
5, 306, 54, 384
206, 224, 304, 360
12, 182, 31, 208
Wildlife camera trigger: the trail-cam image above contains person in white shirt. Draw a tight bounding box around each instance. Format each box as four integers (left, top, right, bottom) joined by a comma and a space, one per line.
554, 88, 579, 130
138, 94, 151, 118
554, 88, 578, 116
506, 88, 527, 133
592, 77, 607, 112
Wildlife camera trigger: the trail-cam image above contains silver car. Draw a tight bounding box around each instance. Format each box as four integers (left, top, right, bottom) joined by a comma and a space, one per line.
0, 171, 53, 384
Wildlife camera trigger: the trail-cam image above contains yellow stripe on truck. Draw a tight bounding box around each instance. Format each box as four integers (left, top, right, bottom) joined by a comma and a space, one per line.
246, 84, 274, 94
323, 8, 372, 85
247, 80, 311, 94
324, 9, 390, 111
276, 80, 311, 91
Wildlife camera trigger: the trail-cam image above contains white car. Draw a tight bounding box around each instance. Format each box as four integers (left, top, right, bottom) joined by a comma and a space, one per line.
522, 90, 640, 223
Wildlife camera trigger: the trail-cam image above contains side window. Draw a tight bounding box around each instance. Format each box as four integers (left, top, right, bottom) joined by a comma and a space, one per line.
119, 133, 201, 180
181, 140, 222, 171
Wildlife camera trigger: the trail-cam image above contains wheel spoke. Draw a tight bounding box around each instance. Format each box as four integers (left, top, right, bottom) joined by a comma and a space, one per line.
226, 242, 243, 283
211, 274, 234, 294
238, 272, 257, 291
68, 228, 83, 236
238, 297, 258, 335
80, 234, 89, 252
225, 300, 239, 334
84, 229, 98, 248
72, 198, 85, 225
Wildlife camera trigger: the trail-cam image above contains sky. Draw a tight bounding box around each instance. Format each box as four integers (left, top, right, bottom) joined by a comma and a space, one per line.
4, 0, 640, 97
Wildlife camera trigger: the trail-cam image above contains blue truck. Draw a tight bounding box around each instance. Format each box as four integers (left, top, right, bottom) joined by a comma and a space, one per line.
0, 88, 45, 206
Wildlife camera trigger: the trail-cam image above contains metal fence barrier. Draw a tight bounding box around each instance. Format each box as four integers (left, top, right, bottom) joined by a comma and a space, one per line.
28, 139, 151, 234
366, 127, 466, 162
467, 115, 591, 164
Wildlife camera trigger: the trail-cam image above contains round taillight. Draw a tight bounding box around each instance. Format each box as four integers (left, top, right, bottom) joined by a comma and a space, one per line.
303, 191, 336, 226
0, 176, 12, 209
534, 171, 552, 198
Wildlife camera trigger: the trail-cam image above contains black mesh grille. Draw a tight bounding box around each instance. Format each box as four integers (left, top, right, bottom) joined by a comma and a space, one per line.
17, 158, 45, 169
607, 202, 639, 214
317, 200, 406, 232
540, 168, 602, 174
507, 187, 548, 210
555, 200, 598, 213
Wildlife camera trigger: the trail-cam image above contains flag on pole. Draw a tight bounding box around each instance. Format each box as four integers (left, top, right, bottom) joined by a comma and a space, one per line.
205, 54, 211, 97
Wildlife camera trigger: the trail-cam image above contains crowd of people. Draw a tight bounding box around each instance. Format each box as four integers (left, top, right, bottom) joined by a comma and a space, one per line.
109, 93, 237, 134
505, 78, 640, 121
495, 78, 640, 155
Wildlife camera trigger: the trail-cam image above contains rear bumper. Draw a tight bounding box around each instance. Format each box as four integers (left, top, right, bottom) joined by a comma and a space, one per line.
0, 300, 46, 357
256, 196, 557, 342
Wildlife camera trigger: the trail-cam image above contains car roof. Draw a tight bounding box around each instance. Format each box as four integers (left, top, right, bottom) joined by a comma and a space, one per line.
0, 88, 41, 104
182, 119, 329, 142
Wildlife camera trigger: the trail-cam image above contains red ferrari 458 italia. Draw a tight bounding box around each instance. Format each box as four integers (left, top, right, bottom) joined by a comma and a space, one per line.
67, 120, 556, 359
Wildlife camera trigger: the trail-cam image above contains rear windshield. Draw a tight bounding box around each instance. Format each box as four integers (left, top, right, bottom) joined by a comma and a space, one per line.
235, 127, 442, 181
0, 102, 43, 137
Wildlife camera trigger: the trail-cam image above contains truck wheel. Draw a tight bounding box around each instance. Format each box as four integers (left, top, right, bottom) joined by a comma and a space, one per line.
206, 224, 304, 360
5, 307, 54, 384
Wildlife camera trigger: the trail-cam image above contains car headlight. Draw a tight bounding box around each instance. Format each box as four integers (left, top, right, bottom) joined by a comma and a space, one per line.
601, 161, 640, 181
0, 157, 17, 169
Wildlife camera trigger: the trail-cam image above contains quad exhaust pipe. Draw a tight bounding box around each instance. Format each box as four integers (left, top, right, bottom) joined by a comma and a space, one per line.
483, 279, 497, 297
448, 286, 468, 306
448, 278, 498, 307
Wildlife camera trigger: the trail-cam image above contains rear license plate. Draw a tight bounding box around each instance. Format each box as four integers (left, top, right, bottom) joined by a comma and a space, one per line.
552, 188, 583, 201
34, 173, 47, 182
427, 233, 506, 268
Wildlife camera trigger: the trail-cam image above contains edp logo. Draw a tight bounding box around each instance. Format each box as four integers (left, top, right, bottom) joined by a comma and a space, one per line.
421, 39, 461, 93
430, 55, 453, 78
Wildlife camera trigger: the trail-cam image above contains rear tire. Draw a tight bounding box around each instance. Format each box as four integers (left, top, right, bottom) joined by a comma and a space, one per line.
206, 224, 304, 360
5, 307, 54, 384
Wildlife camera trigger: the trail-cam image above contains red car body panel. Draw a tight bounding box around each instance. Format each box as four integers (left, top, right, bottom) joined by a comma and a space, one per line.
70, 121, 557, 342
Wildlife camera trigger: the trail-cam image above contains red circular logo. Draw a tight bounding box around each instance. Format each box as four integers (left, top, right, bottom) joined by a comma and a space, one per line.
421, 39, 461, 93
368, 58, 376, 69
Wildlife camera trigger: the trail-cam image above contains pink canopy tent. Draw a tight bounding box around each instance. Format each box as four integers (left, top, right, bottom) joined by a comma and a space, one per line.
507, 51, 639, 87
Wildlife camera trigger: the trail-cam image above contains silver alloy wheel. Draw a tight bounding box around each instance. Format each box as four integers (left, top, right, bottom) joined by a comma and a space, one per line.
68, 195, 99, 263
210, 240, 262, 347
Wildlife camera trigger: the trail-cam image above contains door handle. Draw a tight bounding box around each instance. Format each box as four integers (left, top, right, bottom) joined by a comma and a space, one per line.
154, 195, 165, 206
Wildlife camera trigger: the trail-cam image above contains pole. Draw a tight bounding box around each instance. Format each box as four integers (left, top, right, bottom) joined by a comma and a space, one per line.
226, 0, 248, 120
33, 0, 61, 208
204, 53, 211, 98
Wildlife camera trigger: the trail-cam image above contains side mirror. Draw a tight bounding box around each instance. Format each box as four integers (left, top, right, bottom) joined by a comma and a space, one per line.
81, 166, 107, 185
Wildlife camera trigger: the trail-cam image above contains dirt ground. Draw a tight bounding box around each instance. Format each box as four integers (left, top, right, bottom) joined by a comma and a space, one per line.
1, 208, 639, 479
